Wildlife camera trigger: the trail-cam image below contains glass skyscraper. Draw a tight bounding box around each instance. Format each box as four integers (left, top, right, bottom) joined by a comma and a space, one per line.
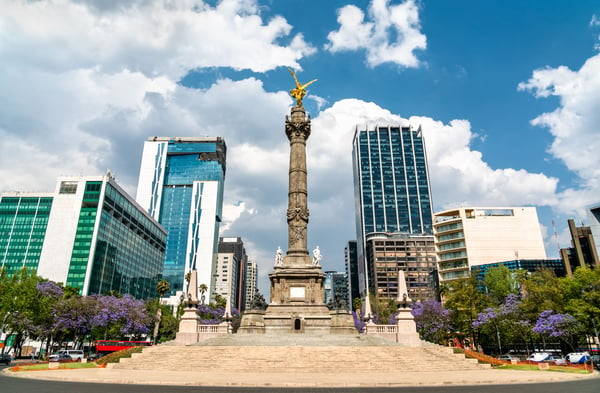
136, 137, 226, 297
1, 175, 166, 299
0, 194, 53, 275
352, 125, 435, 298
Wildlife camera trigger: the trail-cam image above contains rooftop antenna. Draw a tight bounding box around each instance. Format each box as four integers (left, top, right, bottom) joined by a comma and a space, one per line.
552, 219, 560, 252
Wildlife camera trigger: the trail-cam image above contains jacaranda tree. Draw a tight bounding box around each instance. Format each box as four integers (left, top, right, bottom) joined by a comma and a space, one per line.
411, 300, 452, 344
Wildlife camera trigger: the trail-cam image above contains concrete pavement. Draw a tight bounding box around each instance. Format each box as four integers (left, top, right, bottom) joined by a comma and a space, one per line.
4, 365, 599, 387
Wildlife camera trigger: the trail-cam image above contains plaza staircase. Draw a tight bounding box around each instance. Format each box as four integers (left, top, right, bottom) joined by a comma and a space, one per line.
108, 334, 490, 373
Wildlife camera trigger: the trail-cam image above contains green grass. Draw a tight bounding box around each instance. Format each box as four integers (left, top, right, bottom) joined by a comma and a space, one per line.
11, 362, 100, 371
495, 364, 592, 374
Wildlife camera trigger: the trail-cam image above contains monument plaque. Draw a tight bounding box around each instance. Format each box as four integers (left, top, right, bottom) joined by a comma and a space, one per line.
290, 286, 305, 299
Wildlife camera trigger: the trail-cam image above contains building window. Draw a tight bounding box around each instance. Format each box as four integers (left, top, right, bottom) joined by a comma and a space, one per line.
59, 181, 78, 194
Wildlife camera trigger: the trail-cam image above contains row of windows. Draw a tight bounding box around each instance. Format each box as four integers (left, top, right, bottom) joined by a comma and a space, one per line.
440, 250, 468, 261
438, 259, 469, 271
436, 222, 463, 232
439, 241, 465, 251
437, 231, 464, 242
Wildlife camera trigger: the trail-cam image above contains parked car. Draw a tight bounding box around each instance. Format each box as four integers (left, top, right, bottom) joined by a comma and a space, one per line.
592, 355, 600, 370
49, 350, 83, 362
566, 352, 591, 364
48, 353, 72, 362
547, 355, 568, 365
0, 353, 11, 365
526, 352, 552, 362
86, 353, 103, 362
497, 354, 519, 362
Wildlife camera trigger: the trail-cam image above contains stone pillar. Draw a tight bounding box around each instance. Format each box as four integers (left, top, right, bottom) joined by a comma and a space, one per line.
284, 106, 311, 266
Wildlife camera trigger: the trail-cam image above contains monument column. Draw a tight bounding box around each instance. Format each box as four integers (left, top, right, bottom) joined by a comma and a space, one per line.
237, 68, 356, 335
284, 107, 311, 263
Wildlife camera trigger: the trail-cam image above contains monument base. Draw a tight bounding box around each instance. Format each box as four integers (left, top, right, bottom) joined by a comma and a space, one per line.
239, 265, 356, 335
395, 308, 422, 347
174, 306, 200, 344
237, 310, 266, 334
263, 303, 333, 334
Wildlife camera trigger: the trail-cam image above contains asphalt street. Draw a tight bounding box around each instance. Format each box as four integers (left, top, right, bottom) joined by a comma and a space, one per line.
2, 365, 599, 393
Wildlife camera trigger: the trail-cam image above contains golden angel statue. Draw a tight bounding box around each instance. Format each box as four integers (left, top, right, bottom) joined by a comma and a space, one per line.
288, 67, 317, 107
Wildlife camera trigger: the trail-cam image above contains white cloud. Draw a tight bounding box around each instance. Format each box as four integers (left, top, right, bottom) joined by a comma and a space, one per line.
325, 0, 426, 68
0, 0, 578, 293
518, 53, 600, 216
0, 0, 314, 78
307, 100, 558, 216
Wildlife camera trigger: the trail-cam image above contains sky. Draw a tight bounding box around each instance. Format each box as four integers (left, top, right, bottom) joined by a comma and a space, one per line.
2, 0, 600, 294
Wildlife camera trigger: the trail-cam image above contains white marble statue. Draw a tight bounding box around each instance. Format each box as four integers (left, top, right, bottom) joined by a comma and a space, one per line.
312, 246, 322, 266
275, 246, 284, 266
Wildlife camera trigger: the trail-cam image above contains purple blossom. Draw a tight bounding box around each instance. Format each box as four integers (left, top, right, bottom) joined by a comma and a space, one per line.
36, 281, 64, 298
196, 304, 239, 324
532, 310, 579, 338
411, 300, 452, 343
472, 308, 497, 328
499, 294, 520, 316
352, 311, 366, 332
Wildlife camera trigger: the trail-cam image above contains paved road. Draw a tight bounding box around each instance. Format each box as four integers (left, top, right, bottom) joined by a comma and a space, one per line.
2, 365, 599, 393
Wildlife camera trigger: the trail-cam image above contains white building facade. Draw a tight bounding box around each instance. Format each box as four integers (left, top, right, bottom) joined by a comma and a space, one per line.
434, 207, 547, 284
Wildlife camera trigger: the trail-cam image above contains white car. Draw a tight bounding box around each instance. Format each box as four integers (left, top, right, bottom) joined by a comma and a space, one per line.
527, 352, 551, 362
547, 355, 568, 365
566, 352, 591, 364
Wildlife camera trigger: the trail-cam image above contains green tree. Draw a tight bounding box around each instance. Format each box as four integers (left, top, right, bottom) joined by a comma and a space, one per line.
153, 279, 170, 344
443, 275, 488, 341
483, 265, 520, 306
0, 268, 42, 356
370, 293, 397, 324
146, 300, 177, 343
519, 268, 564, 320
199, 283, 208, 305
561, 267, 600, 341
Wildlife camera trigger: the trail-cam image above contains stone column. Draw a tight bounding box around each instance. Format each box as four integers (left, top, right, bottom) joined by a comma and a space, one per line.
284, 106, 311, 265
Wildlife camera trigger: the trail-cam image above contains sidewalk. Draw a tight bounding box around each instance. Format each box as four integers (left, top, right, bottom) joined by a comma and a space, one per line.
4, 366, 599, 387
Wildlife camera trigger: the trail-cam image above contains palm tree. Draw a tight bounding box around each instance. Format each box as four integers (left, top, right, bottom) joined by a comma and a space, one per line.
199, 283, 208, 305
156, 279, 170, 297
153, 280, 170, 344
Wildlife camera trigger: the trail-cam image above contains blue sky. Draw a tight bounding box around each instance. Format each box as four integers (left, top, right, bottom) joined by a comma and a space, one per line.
1, 0, 600, 293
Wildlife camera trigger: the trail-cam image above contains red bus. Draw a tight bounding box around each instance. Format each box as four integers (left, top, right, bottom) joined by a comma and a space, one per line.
90, 340, 152, 357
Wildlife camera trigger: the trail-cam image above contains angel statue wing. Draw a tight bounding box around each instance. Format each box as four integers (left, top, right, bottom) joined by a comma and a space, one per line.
287, 68, 317, 107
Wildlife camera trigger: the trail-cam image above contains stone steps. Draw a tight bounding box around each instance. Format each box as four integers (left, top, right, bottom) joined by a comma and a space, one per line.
108, 334, 489, 373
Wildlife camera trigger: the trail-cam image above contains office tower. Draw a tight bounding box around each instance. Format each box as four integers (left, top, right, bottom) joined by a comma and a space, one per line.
352, 125, 435, 299
365, 233, 437, 301
324, 271, 350, 308
588, 202, 600, 262
0, 175, 166, 298
0, 193, 53, 275
560, 218, 600, 276
433, 207, 547, 284
244, 260, 258, 310
216, 237, 247, 310
344, 241, 360, 305
136, 136, 226, 297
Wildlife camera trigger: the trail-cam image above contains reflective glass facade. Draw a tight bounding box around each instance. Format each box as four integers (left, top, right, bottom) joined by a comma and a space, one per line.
84, 182, 167, 298
352, 126, 434, 296
0, 195, 53, 275
353, 126, 433, 236
472, 259, 566, 290
1, 177, 166, 299
137, 137, 226, 297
